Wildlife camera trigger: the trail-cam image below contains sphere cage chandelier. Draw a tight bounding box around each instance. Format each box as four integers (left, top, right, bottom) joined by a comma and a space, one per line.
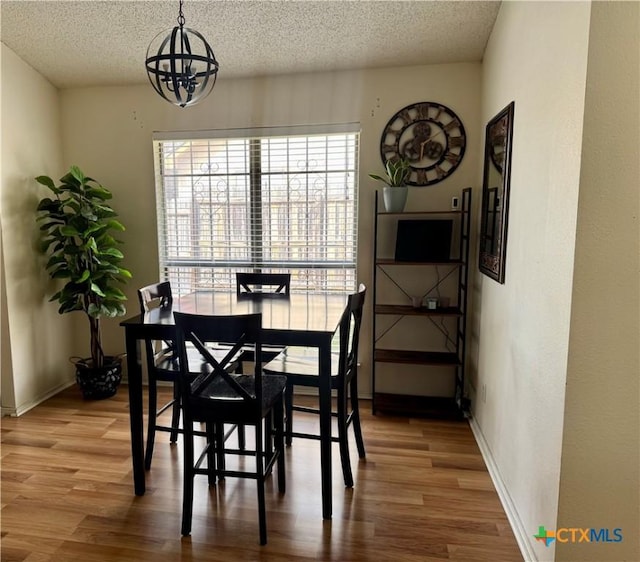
145, 0, 219, 108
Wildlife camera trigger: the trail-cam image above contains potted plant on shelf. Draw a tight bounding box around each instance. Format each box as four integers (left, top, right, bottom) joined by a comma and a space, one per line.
36, 165, 132, 399
369, 156, 411, 212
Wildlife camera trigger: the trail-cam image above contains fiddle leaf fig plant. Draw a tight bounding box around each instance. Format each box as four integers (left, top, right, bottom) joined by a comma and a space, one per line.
369, 156, 411, 187
36, 165, 131, 368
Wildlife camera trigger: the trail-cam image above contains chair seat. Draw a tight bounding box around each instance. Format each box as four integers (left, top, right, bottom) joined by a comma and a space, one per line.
263, 347, 340, 379
194, 373, 287, 410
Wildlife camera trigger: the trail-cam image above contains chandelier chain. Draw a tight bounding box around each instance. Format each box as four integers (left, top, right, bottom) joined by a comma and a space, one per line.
177, 0, 185, 27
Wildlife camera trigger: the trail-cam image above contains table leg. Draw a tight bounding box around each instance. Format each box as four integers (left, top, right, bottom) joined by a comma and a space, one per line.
318, 342, 332, 519
126, 331, 145, 495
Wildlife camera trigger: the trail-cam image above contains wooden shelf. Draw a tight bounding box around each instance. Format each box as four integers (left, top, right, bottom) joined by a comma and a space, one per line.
374, 349, 461, 366
375, 258, 462, 266
377, 210, 462, 216
373, 393, 465, 419
375, 304, 462, 316
371, 188, 472, 420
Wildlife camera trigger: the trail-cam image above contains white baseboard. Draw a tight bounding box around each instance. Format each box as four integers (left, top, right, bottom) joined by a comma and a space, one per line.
1, 379, 76, 417
469, 417, 537, 562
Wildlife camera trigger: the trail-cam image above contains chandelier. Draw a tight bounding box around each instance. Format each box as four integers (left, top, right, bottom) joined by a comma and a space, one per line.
144, 0, 219, 108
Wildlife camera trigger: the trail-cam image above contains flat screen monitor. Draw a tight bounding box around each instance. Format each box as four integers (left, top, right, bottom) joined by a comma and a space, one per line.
394, 219, 453, 262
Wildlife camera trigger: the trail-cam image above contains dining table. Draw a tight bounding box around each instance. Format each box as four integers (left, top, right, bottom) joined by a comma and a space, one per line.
120, 290, 349, 520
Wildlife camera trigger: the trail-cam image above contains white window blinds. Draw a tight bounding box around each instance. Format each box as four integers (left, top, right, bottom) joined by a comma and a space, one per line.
153, 126, 360, 295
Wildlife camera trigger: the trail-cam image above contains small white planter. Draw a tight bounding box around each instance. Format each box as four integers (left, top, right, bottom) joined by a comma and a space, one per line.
382, 186, 408, 212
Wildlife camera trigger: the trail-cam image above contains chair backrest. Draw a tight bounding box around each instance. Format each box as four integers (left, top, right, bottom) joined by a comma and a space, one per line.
138, 281, 173, 313
236, 272, 291, 296
337, 284, 367, 384
138, 281, 175, 366
174, 312, 264, 416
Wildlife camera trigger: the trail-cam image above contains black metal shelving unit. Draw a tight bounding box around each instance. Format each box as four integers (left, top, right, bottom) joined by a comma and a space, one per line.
371, 187, 472, 418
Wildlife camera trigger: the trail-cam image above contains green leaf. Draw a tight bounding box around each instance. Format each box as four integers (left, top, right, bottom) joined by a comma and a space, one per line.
52, 269, 71, 279
69, 165, 86, 185
39, 238, 55, 253
85, 223, 107, 236
90, 283, 106, 297
80, 207, 98, 221
59, 171, 81, 188
35, 175, 57, 190
100, 302, 126, 317
86, 186, 112, 200
45, 255, 66, 268
36, 197, 58, 211
59, 300, 82, 314
87, 303, 101, 317
105, 288, 127, 300
106, 219, 125, 232
60, 225, 79, 237
77, 270, 91, 283
95, 205, 117, 218
100, 247, 124, 259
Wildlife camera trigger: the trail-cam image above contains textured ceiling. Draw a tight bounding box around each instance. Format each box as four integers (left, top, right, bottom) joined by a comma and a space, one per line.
1, 1, 500, 89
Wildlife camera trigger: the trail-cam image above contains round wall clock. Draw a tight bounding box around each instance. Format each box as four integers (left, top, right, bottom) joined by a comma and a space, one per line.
379, 101, 467, 186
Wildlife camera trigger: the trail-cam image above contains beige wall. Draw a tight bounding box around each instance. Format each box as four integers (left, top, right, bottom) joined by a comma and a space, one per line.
1, 53, 483, 409
58, 64, 482, 396
470, 2, 592, 560
0, 44, 79, 415
557, 2, 640, 560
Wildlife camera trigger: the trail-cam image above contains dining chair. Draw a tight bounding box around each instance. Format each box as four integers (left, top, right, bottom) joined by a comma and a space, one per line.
235, 272, 292, 363
263, 283, 367, 488
137, 281, 242, 470
236, 272, 291, 296
174, 311, 286, 545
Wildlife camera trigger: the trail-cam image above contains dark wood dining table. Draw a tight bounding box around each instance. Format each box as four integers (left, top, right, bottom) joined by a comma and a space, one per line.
120, 290, 349, 520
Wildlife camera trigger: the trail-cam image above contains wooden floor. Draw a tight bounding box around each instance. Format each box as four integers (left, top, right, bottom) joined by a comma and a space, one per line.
1, 385, 523, 561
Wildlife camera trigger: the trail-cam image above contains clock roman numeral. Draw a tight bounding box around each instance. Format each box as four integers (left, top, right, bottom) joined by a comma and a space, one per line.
415, 103, 431, 120
381, 143, 399, 155
449, 135, 465, 148
415, 169, 428, 185
397, 109, 413, 126
443, 118, 461, 132
434, 165, 446, 179
445, 151, 461, 165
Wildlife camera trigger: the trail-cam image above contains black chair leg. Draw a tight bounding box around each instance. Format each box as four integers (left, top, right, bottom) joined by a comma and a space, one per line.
350, 377, 366, 458
275, 397, 286, 493
181, 419, 195, 536
284, 383, 294, 446
233, 362, 246, 450
170, 381, 181, 443
255, 422, 267, 545
237, 424, 246, 450
206, 422, 217, 486
215, 423, 226, 479
145, 378, 158, 470
265, 410, 273, 459
337, 388, 354, 488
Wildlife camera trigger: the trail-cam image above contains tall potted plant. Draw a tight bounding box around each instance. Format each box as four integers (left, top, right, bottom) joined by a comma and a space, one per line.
36, 165, 131, 399
369, 157, 411, 212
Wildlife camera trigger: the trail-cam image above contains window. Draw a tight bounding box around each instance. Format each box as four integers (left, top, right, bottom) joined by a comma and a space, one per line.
153, 125, 359, 295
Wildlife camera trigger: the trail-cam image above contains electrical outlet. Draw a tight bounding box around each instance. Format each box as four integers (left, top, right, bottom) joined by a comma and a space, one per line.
481, 383, 487, 404
451, 196, 460, 210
